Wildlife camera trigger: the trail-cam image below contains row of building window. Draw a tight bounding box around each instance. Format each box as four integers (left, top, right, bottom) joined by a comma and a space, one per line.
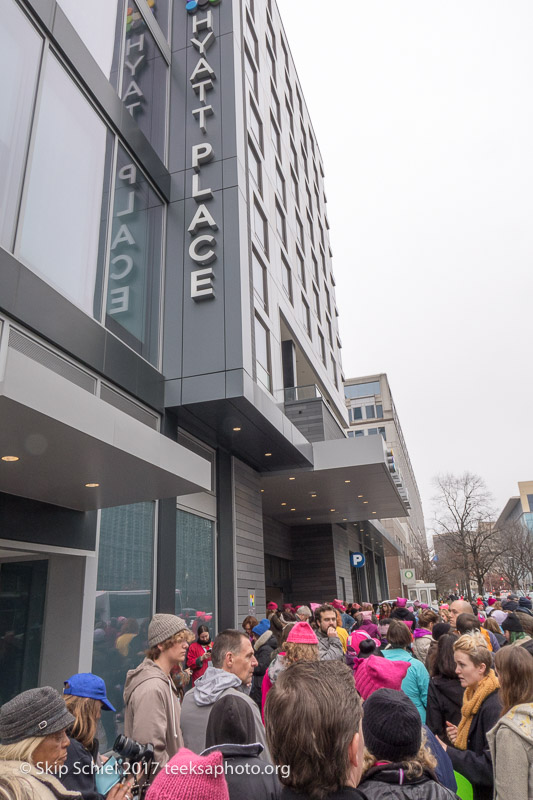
348, 428, 386, 440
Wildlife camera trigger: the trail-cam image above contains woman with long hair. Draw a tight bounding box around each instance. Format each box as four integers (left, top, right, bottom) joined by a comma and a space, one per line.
186, 624, 212, 686
412, 608, 439, 663
439, 634, 501, 800
61, 674, 128, 800
487, 646, 533, 800
426, 633, 463, 745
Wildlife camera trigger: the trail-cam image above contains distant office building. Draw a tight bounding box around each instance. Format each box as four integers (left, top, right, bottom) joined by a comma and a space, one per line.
344, 374, 427, 597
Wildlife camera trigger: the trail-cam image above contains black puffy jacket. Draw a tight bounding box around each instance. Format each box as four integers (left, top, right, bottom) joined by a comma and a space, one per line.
250, 632, 278, 706
447, 689, 501, 800
426, 675, 464, 743
390, 607, 417, 629
356, 765, 458, 800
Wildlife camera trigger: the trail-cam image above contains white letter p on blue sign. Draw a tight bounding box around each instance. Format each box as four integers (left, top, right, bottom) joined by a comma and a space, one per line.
351, 552, 366, 568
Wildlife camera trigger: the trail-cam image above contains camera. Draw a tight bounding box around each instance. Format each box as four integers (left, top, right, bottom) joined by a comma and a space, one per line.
114, 735, 155, 766
95, 736, 155, 799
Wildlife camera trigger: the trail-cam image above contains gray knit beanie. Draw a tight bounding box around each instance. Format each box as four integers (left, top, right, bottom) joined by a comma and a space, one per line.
148, 613, 188, 647
0, 686, 75, 745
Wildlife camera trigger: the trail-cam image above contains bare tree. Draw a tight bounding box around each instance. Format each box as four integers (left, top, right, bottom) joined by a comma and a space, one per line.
496, 520, 533, 591
431, 472, 504, 600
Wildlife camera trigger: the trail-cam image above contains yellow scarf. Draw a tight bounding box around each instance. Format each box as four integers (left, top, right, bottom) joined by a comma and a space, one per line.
455, 669, 499, 750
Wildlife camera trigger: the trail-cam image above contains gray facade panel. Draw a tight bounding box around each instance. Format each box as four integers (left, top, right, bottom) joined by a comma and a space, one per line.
0, 493, 97, 551
168, 48, 188, 174
290, 525, 337, 604
263, 516, 292, 561
163, 199, 186, 381
233, 458, 265, 623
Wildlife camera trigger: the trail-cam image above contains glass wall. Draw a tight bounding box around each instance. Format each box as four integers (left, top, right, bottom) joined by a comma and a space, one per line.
18, 54, 110, 316
92, 501, 155, 749
121, 3, 168, 161
55, 0, 124, 86
175, 510, 215, 634
105, 145, 164, 365
0, 2, 43, 250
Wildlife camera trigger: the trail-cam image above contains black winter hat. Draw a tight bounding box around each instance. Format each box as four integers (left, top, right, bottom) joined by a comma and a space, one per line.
205, 694, 256, 748
519, 597, 532, 610
502, 613, 524, 633
432, 622, 451, 640
362, 689, 421, 762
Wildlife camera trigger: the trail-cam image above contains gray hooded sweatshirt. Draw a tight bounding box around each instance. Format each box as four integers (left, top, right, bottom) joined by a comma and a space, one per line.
487, 702, 533, 800
123, 657, 182, 770
180, 664, 272, 762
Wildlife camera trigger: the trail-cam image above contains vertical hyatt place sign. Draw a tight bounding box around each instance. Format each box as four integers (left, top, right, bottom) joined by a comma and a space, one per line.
186, 0, 221, 301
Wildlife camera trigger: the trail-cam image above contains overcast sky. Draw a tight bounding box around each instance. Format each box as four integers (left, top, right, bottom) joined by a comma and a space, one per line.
277, 0, 533, 528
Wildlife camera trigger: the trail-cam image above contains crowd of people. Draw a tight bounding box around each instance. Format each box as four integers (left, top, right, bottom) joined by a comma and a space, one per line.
0, 593, 532, 800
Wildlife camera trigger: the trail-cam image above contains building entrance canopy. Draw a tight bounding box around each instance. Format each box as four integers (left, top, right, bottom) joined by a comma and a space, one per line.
0, 325, 211, 511
260, 436, 408, 530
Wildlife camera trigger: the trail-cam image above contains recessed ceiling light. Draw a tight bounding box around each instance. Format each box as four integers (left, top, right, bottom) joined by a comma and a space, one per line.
372, 511, 377, 514
344, 479, 351, 484
1, 456, 19, 462
289, 477, 295, 480
265, 452, 272, 457
291, 508, 296, 511
306, 517, 311, 520
232, 426, 241, 431
363, 500, 369, 504
311, 493, 317, 498
85, 483, 100, 488
343, 518, 347, 521
357, 494, 364, 498
330, 508, 335, 512
260, 489, 264, 493
281, 502, 287, 506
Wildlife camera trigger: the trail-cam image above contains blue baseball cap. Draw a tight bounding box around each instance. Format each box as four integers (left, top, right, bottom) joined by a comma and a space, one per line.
63, 673, 116, 712
252, 618, 271, 637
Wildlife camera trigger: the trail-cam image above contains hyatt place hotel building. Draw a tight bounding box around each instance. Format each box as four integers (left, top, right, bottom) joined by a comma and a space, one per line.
0, 0, 408, 713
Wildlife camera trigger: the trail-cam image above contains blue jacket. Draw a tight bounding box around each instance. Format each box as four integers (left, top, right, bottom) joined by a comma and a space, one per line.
382, 647, 430, 723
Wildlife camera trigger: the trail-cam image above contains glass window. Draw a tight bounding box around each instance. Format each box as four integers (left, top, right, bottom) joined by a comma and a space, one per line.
378, 427, 386, 439
291, 170, 299, 207
352, 407, 363, 421
365, 405, 376, 419
246, 13, 258, 62
368, 428, 378, 435
145, 0, 170, 39
297, 250, 305, 288
318, 331, 326, 364
312, 253, 319, 283
105, 145, 164, 365
344, 381, 381, 399
275, 203, 286, 246
302, 295, 311, 336
376, 404, 383, 418
253, 201, 267, 253
275, 163, 286, 206
290, 142, 298, 174
244, 45, 257, 98
18, 54, 110, 317
249, 101, 263, 150
354, 430, 364, 438
268, 47, 277, 85
313, 286, 321, 320
286, 98, 294, 135
248, 141, 262, 194
271, 116, 281, 159
176, 509, 215, 627
93, 501, 155, 749
56, 0, 123, 84
252, 249, 266, 309
296, 216, 304, 250
254, 315, 271, 391
306, 211, 314, 245
281, 257, 292, 301
120, 3, 168, 161
0, 2, 42, 251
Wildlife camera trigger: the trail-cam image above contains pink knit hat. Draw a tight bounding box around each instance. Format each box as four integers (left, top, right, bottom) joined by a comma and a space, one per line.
361, 609, 373, 621
266, 602, 278, 611
146, 749, 229, 800
286, 621, 318, 645
348, 630, 380, 653
331, 599, 347, 612
353, 655, 410, 700
396, 597, 407, 608
488, 598, 496, 606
